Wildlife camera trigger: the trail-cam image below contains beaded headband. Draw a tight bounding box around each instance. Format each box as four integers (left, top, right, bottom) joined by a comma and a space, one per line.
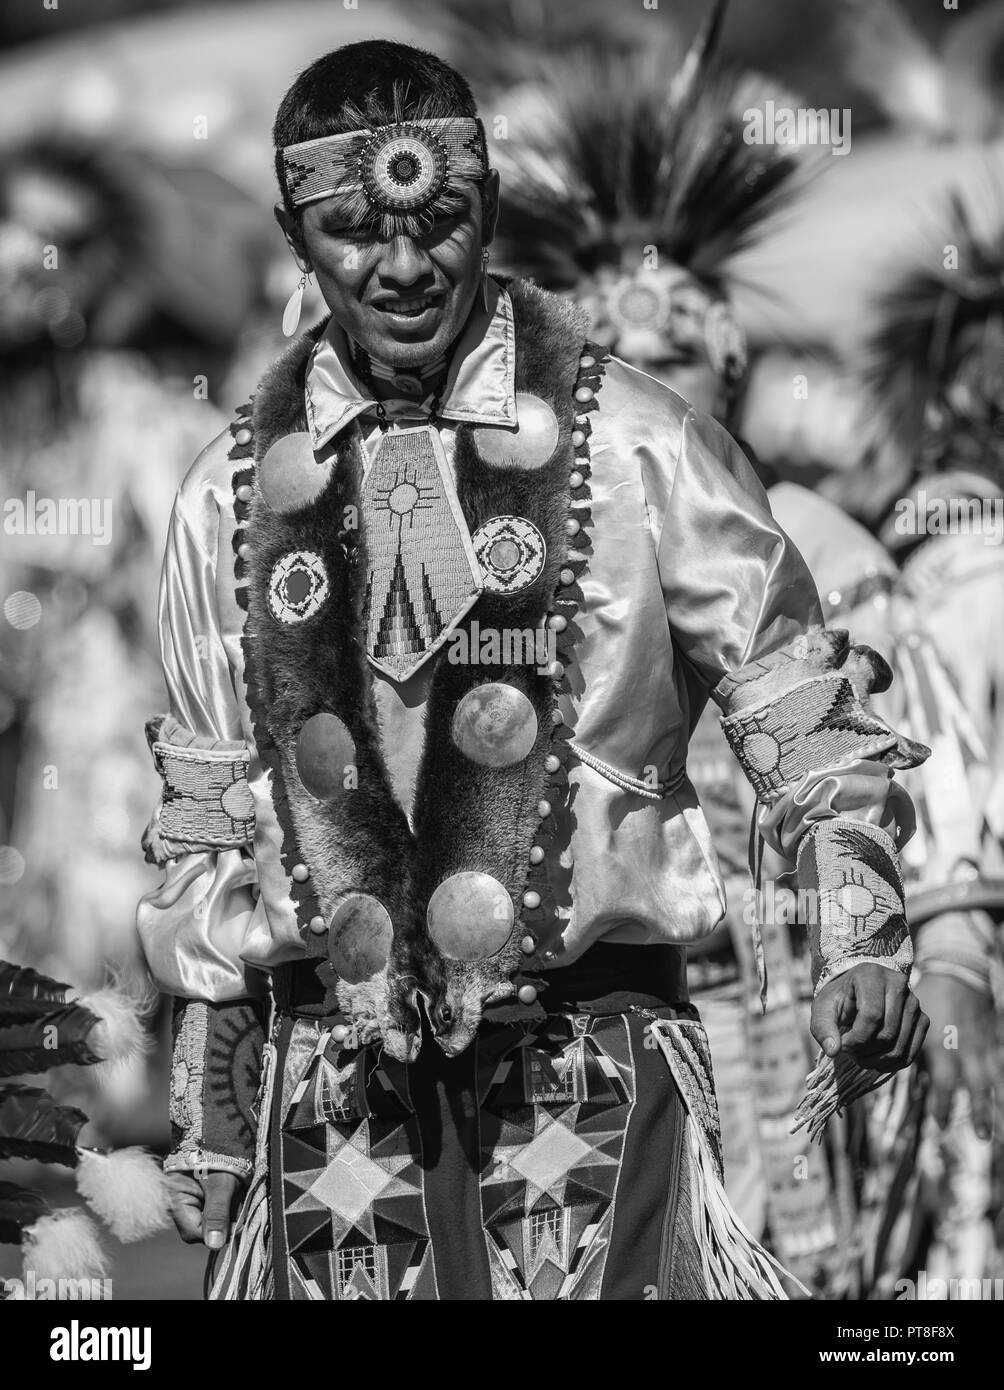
282, 118, 489, 219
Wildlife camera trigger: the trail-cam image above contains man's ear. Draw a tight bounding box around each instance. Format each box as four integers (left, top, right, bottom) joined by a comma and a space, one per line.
273, 202, 310, 269
481, 170, 500, 248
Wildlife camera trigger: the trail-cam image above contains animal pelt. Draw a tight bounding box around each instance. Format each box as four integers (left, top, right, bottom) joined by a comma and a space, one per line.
235, 279, 596, 1059
21, 1207, 108, 1284
75, 1147, 171, 1242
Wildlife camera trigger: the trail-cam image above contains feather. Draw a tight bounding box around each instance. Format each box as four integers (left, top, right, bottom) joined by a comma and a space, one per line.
0, 1180, 50, 1245
0, 1084, 88, 1164
669, 0, 731, 109
0, 1003, 103, 1077
493, 42, 809, 295
435, 0, 655, 93
76, 977, 156, 1077
863, 183, 1004, 486
75, 1147, 171, 1243
0, 960, 72, 1020
21, 1207, 107, 1284
834, 0, 950, 136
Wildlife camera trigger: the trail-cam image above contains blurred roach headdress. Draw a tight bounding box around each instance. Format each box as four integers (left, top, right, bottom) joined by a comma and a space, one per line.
865, 185, 1004, 495
491, 0, 805, 384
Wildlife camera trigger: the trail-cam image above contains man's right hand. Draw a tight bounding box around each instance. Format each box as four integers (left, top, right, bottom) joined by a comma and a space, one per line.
166, 1171, 242, 1249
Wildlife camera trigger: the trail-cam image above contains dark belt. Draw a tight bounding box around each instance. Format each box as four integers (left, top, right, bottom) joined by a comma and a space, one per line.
271, 941, 689, 1021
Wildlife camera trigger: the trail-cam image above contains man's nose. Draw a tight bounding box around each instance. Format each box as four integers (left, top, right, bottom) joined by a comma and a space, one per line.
379, 235, 432, 286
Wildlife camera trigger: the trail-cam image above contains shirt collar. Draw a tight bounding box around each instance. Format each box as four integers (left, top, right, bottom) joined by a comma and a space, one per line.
304, 278, 517, 449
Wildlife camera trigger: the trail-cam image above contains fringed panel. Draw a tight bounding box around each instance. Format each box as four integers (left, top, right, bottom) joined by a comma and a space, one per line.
645, 1014, 800, 1300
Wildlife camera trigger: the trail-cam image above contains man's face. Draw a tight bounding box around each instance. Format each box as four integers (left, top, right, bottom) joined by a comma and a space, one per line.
278, 172, 498, 368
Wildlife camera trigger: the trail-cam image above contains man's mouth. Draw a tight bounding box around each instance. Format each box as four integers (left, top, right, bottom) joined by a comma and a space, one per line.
372, 293, 443, 323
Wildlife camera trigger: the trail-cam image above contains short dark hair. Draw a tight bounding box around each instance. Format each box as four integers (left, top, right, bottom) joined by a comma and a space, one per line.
273, 40, 479, 219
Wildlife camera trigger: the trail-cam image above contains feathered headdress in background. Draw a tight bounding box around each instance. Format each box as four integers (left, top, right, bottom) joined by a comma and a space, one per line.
834, 0, 1004, 142
864, 183, 1004, 512
0, 961, 169, 1291
491, 0, 807, 384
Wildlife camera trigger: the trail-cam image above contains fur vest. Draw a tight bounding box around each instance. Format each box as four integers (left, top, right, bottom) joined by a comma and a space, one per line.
227, 280, 607, 1061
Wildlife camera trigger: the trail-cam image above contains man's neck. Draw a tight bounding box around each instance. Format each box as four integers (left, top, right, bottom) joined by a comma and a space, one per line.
350, 342, 449, 404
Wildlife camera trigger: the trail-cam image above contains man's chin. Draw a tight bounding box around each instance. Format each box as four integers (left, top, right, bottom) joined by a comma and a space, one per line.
359, 309, 458, 367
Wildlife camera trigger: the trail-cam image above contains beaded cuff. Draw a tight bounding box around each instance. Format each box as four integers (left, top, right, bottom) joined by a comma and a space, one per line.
143, 715, 255, 865
716, 629, 929, 806
166, 998, 264, 1180
796, 818, 913, 993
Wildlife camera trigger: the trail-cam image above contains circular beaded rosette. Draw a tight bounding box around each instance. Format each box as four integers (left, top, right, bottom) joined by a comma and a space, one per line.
472, 515, 546, 595
358, 123, 450, 213
267, 550, 329, 624
605, 274, 673, 333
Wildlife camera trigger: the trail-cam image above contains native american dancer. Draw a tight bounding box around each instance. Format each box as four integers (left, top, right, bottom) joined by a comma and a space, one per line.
844, 195, 1004, 1296
491, 15, 860, 1293
138, 40, 930, 1302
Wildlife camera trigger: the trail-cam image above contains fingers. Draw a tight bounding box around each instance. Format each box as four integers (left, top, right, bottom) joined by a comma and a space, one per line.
812, 967, 930, 1075
201, 1173, 240, 1250
836, 968, 894, 1054
810, 985, 848, 1057
166, 1172, 206, 1245
864, 984, 916, 1067
903, 1000, 929, 1069
848, 977, 927, 1071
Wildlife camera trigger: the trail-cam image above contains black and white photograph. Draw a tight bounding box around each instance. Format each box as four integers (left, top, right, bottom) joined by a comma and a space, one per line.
0, 0, 1001, 1358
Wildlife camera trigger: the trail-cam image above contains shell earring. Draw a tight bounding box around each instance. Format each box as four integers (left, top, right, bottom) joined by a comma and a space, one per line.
282, 266, 312, 338
480, 248, 491, 313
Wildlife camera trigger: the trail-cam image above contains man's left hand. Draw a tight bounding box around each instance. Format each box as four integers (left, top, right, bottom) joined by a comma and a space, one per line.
810, 962, 929, 1072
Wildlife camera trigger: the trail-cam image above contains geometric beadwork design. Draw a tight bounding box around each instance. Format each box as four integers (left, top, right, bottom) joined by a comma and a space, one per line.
478, 1013, 634, 1301
279, 1031, 434, 1301
796, 818, 911, 988
720, 673, 899, 804
282, 118, 488, 212
267, 550, 329, 625
359, 124, 449, 213
276, 1012, 642, 1301
361, 426, 482, 681
152, 739, 255, 852
472, 515, 546, 595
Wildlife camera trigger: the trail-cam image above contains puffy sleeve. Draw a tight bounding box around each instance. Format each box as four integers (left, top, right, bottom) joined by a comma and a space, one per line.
137, 463, 266, 1178
653, 406, 929, 995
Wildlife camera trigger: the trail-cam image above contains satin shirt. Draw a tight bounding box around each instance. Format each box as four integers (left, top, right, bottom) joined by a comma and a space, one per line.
138, 288, 910, 1001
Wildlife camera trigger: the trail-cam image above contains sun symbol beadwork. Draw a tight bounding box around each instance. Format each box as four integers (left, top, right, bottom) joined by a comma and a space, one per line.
358, 123, 450, 213
472, 515, 546, 595
268, 550, 329, 624
605, 274, 673, 333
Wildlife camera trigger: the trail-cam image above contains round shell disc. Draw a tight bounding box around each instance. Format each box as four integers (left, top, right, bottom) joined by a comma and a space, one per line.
473, 393, 560, 470
327, 894, 394, 984
452, 683, 538, 766
472, 515, 546, 595
267, 550, 329, 624
427, 872, 514, 961
360, 123, 449, 213
295, 713, 357, 798
258, 432, 332, 513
